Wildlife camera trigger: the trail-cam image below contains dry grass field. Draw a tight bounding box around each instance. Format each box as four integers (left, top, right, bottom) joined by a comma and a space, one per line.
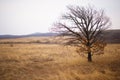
0, 37, 120, 80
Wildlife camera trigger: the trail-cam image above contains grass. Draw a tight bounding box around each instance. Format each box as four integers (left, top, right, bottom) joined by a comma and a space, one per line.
0, 37, 120, 80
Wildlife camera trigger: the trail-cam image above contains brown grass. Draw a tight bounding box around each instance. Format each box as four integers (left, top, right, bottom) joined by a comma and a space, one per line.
0, 37, 120, 80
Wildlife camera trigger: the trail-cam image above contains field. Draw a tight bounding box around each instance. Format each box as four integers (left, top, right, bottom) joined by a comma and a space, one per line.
0, 37, 120, 80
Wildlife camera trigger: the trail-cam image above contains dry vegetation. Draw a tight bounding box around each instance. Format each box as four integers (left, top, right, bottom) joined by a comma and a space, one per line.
0, 37, 120, 80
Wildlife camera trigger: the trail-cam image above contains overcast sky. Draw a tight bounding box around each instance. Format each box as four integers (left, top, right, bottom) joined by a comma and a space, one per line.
0, 0, 120, 35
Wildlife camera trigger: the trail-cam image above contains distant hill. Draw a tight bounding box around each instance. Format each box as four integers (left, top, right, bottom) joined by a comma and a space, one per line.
104, 29, 120, 43
27, 32, 57, 37
0, 32, 57, 39
0, 30, 120, 43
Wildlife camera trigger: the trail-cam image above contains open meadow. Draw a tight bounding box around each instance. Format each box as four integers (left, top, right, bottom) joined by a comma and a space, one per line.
0, 37, 120, 80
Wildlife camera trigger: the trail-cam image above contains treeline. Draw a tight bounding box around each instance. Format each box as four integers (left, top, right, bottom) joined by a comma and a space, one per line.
0, 41, 58, 44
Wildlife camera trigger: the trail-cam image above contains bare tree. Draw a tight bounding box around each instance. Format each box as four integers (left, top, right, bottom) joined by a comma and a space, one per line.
52, 5, 111, 62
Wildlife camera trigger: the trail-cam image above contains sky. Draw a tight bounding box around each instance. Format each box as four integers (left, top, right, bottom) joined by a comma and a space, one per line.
0, 0, 120, 35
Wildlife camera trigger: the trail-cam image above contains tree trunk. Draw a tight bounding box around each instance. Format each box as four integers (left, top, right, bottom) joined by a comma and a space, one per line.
88, 51, 92, 62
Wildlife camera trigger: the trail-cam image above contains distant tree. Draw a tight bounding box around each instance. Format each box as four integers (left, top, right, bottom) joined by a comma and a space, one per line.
52, 5, 111, 62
